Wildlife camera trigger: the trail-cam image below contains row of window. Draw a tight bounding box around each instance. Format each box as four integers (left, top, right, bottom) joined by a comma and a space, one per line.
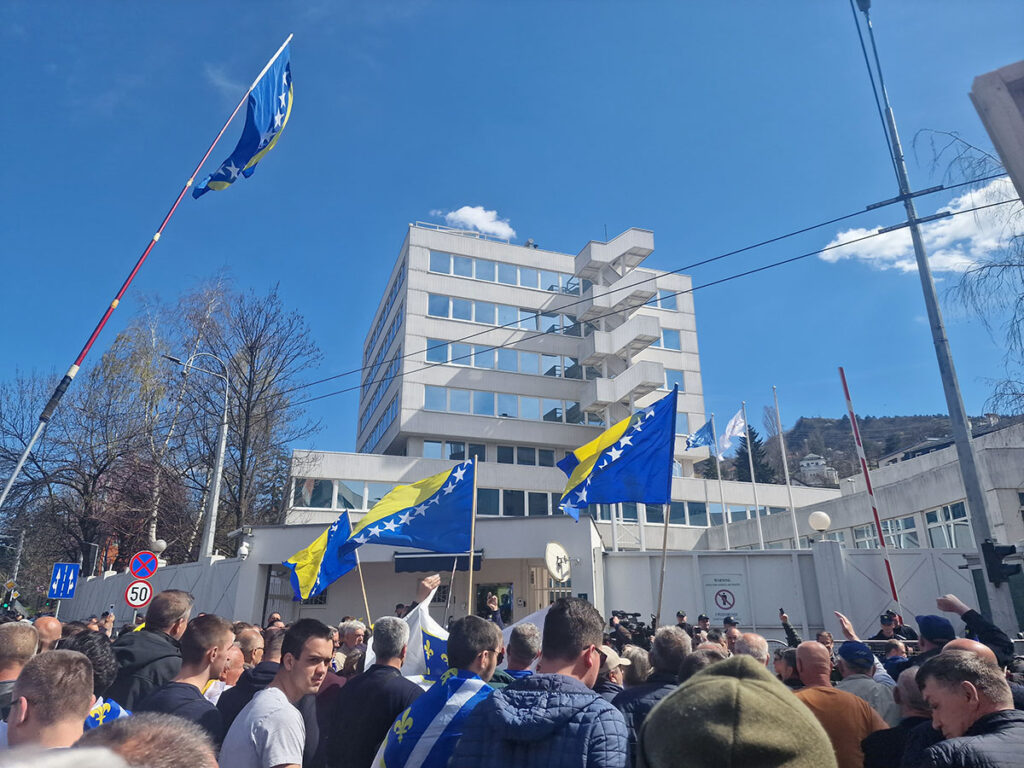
424, 385, 604, 425
364, 264, 405, 362
358, 350, 401, 433
421, 440, 565, 466
362, 305, 404, 395
426, 339, 600, 380
427, 293, 594, 337
427, 250, 681, 313
359, 395, 398, 452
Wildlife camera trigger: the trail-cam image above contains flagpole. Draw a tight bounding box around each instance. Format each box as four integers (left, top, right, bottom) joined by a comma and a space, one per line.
654, 491, 672, 628
443, 557, 457, 628
466, 457, 478, 616
354, 549, 372, 625
741, 402, 766, 549
711, 415, 731, 550
839, 367, 901, 606
773, 386, 801, 549
0, 34, 294, 513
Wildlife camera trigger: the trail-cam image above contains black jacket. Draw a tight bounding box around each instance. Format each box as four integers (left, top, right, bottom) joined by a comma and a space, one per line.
217, 661, 319, 766
612, 671, 678, 767
862, 715, 930, 768
135, 681, 224, 744
961, 609, 1015, 668
107, 629, 182, 710
594, 678, 624, 703
324, 664, 423, 768
921, 709, 1024, 768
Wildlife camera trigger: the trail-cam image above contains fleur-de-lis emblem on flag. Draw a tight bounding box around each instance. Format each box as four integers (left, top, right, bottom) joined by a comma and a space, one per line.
394, 708, 414, 742
424, 639, 434, 659
441, 668, 457, 684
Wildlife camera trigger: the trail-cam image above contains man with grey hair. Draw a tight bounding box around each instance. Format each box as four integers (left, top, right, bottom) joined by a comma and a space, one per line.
613, 625, 691, 766
324, 616, 422, 768
506, 622, 541, 679
77, 712, 218, 768
733, 632, 770, 667
0, 622, 39, 719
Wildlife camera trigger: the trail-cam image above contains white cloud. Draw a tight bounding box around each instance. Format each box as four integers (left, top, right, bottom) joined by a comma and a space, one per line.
203, 63, 244, 99
437, 205, 516, 240
821, 177, 1022, 274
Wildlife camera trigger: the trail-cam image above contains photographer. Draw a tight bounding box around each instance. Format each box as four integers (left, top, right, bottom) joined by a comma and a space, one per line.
608, 613, 634, 652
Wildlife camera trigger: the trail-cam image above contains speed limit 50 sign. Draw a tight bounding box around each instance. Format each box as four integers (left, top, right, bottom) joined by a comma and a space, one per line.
124, 579, 153, 608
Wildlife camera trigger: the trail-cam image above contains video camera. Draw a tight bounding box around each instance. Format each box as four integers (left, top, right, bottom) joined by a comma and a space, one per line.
610, 609, 656, 650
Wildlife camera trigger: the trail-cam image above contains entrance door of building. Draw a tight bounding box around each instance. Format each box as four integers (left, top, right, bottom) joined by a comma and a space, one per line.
529, 566, 572, 612
261, 564, 302, 625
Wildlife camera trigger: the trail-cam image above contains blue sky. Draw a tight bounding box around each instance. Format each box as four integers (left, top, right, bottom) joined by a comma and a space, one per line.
2, 1, 1022, 451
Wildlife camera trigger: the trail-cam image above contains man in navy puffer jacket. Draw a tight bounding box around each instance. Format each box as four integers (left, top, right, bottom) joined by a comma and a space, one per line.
450, 597, 628, 768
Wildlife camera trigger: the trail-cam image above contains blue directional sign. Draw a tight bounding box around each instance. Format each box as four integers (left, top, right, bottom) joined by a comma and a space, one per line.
48, 563, 80, 600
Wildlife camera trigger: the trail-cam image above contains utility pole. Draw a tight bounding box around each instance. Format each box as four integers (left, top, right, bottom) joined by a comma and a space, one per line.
854, 1, 1018, 631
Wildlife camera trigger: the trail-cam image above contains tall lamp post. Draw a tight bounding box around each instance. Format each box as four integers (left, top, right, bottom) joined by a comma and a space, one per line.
164, 353, 229, 559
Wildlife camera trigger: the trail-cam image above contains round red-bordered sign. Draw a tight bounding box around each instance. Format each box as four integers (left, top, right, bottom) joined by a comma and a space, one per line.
130, 551, 159, 580
124, 579, 154, 608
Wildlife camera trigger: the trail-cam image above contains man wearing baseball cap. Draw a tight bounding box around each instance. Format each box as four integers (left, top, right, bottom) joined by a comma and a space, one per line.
675, 611, 694, 639
835, 641, 900, 725
594, 645, 632, 702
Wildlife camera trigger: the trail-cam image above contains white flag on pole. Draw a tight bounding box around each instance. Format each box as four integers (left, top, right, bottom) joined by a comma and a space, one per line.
365, 586, 448, 685
717, 409, 745, 460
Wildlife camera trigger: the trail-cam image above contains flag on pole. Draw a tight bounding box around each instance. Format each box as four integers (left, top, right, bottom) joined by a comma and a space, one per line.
717, 409, 745, 460
282, 462, 475, 601
557, 387, 677, 520
283, 511, 358, 601
685, 417, 715, 450
193, 45, 293, 198
345, 461, 474, 552
372, 669, 493, 768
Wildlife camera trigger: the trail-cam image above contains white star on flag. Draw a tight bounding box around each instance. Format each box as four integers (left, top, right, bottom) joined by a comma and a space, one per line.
442, 482, 455, 495
278, 91, 286, 108
368, 525, 383, 537
382, 519, 398, 532
398, 511, 413, 525
576, 487, 588, 504
224, 161, 240, 179
452, 465, 467, 483
644, 408, 656, 419
608, 445, 623, 462
274, 110, 283, 128
353, 534, 368, 545
413, 504, 427, 517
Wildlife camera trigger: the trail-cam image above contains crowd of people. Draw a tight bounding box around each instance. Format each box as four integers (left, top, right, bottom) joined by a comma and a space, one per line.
0, 582, 1022, 768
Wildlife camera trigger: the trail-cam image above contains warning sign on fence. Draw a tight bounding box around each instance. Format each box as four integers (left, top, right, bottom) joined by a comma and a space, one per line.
702, 573, 744, 624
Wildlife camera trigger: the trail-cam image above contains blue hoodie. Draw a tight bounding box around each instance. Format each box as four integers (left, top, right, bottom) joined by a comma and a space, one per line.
450, 673, 628, 768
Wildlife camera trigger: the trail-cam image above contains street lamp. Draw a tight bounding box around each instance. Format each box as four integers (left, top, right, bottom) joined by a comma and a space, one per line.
163, 352, 229, 559
808, 511, 831, 544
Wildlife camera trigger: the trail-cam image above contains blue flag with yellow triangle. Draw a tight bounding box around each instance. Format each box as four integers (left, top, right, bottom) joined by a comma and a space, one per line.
557, 386, 678, 519
193, 44, 293, 198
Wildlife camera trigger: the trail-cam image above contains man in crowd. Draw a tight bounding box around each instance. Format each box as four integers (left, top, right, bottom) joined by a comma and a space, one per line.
235, 626, 265, 668
325, 616, 423, 768
870, 611, 916, 641
734, 633, 770, 668
916, 650, 1024, 766
374, 615, 503, 768
77, 711, 218, 768
614, 625, 690, 764
220, 618, 333, 768
0, 623, 38, 719
675, 610, 693, 639
677, 647, 727, 683
696, 613, 711, 636
219, 628, 284, 729
594, 645, 632, 702
889, 613, 956, 677
794, 641, 886, 768
33, 616, 62, 652
135, 613, 235, 744
724, 625, 742, 654
505, 622, 541, 679
107, 589, 193, 709
61, 629, 131, 729
835, 640, 900, 726
636, 655, 837, 768
936, 593, 1016, 668
204, 644, 245, 705
6, 650, 94, 750
773, 647, 802, 689
451, 597, 627, 768
861, 668, 932, 768
332, 619, 366, 674
883, 639, 909, 679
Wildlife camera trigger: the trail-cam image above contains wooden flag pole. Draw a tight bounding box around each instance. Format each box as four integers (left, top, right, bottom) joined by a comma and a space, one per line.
354, 549, 372, 625
0, 34, 295, 513
443, 557, 458, 628
466, 457, 478, 616
773, 386, 802, 549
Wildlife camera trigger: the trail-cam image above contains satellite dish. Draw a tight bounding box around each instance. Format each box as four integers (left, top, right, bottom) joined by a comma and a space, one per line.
545, 542, 572, 583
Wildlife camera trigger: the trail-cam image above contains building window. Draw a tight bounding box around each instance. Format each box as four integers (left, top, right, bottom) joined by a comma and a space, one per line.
366, 482, 395, 506
517, 447, 536, 466
686, 502, 706, 526
926, 503, 973, 548
657, 289, 677, 311
528, 492, 549, 516
661, 329, 682, 350
424, 386, 446, 411
468, 444, 486, 462
664, 369, 685, 391
539, 449, 555, 467
426, 339, 447, 364
293, 479, 333, 509
551, 492, 564, 515
452, 255, 473, 277
429, 251, 450, 273
447, 442, 466, 461
449, 389, 471, 414
478, 488, 500, 515
503, 490, 526, 517
475, 260, 496, 282
423, 440, 443, 459
427, 294, 448, 317
799, 531, 847, 548
497, 445, 515, 464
